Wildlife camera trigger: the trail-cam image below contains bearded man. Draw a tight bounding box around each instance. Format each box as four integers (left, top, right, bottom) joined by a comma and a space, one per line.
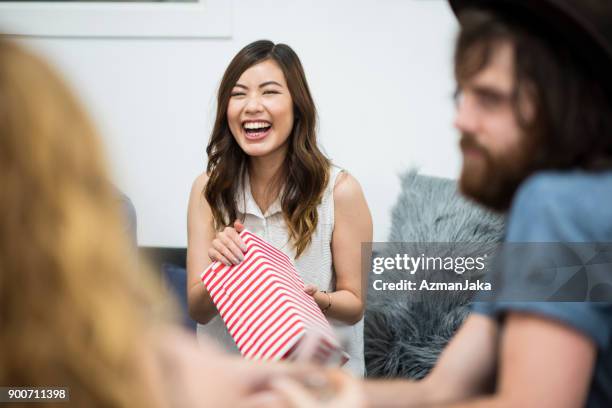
361, 1, 612, 407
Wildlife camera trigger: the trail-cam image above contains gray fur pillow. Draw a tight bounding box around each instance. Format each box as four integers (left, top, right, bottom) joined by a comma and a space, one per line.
364, 171, 505, 379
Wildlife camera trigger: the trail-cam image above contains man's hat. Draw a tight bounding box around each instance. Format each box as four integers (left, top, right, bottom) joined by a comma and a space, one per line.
449, 0, 612, 93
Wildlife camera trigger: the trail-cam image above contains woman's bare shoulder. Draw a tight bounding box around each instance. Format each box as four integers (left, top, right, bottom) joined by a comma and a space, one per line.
333, 171, 365, 205
191, 171, 210, 195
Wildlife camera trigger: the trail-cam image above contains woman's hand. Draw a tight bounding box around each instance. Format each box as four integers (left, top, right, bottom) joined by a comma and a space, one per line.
208, 220, 247, 266
303, 285, 332, 314
267, 370, 366, 408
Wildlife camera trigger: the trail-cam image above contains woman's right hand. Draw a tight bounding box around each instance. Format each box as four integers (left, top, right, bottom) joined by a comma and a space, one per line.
263, 369, 366, 408
208, 220, 248, 266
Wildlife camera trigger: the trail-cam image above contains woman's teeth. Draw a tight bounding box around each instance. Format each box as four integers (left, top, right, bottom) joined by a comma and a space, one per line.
243, 122, 272, 134
244, 121, 270, 130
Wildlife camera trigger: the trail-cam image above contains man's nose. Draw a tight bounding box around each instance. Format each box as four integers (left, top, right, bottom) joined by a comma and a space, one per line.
453, 93, 479, 134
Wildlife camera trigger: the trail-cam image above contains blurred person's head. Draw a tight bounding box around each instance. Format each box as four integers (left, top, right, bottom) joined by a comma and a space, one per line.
205, 40, 330, 258
452, 4, 612, 211
0, 39, 167, 407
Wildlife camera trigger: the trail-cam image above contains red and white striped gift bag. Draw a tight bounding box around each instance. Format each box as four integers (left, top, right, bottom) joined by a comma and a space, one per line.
201, 230, 348, 365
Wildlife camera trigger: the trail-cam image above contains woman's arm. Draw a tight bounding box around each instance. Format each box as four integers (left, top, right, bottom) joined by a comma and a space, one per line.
186, 172, 218, 324
147, 326, 308, 408
310, 172, 372, 324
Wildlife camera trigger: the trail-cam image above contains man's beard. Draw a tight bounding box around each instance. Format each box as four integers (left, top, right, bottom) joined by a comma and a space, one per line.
459, 133, 535, 212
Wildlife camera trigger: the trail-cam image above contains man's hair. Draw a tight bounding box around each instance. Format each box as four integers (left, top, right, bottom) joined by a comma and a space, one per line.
455, 9, 612, 171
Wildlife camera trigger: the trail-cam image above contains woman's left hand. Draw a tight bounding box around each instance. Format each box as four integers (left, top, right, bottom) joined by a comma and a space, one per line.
267, 370, 366, 408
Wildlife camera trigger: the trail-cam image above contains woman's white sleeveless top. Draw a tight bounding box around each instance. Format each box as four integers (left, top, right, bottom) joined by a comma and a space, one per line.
197, 165, 365, 377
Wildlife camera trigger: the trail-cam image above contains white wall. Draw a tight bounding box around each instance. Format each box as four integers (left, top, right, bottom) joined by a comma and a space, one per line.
18, 0, 461, 247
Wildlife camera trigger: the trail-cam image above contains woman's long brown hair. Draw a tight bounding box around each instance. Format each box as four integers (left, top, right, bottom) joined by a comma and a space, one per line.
205, 40, 330, 258
0, 40, 168, 407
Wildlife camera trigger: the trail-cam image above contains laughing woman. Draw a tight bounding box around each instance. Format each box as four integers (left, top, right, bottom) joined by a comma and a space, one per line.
187, 40, 372, 376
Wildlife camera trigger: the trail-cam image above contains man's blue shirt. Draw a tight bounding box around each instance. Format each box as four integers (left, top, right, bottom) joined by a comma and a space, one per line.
472, 171, 612, 407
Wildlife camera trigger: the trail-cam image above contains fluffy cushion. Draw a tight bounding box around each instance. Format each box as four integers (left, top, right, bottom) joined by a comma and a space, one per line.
364, 171, 505, 379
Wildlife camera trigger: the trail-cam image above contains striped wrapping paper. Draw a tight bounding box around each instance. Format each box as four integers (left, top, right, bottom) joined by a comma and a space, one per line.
201, 230, 348, 365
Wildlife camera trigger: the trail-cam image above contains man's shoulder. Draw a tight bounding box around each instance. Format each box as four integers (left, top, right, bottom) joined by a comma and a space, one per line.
508, 170, 612, 241
515, 170, 612, 215
518, 170, 612, 202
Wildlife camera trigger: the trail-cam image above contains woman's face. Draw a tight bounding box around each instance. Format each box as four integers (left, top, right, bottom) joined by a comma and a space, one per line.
227, 59, 295, 160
